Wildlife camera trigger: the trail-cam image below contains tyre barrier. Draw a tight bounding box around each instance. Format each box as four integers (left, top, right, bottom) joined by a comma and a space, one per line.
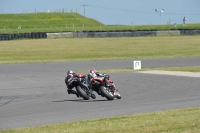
0, 32, 47, 41
156, 30, 180, 36
73, 31, 157, 38
180, 29, 200, 35
1, 34, 9, 40
92, 32, 108, 38
24, 33, 29, 38
31, 33, 36, 39
13, 34, 19, 39
132, 31, 156, 36
0, 35, 4, 41
0, 30, 200, 41
73, 32, 88, 38
20, 33, 24, 39
75, 31, 156, 38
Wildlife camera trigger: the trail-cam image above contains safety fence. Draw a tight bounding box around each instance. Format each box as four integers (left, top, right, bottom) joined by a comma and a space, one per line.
0, 30, 200, 41
0, 32, 47, 41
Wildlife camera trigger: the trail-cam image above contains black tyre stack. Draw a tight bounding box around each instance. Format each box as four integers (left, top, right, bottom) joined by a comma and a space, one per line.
0, 32, 47, 41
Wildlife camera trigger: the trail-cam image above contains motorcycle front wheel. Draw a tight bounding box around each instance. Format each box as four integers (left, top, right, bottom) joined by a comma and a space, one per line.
100, 86, 114, 100
76, 86, 90, 100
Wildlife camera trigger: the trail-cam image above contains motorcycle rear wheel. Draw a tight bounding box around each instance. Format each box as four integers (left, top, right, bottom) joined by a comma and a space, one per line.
76, 86, 90, 100
100, 86, 114, 100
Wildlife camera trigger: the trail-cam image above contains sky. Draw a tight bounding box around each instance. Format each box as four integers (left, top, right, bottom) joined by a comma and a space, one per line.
0, 0, 200, 25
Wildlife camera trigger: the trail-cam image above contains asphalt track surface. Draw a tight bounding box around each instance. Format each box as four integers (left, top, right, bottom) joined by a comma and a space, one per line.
0, 57, 200, 130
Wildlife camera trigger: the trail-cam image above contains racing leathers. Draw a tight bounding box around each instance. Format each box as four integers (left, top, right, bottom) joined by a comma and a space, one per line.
65, 72, 79, 97
87, 71, 109, 89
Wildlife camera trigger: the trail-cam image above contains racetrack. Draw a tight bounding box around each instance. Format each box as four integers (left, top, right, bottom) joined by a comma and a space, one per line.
0, 57, 200, 130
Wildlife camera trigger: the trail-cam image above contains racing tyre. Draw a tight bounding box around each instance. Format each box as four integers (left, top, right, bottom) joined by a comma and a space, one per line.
100, 86, 114, 100
76, 86, 90, 100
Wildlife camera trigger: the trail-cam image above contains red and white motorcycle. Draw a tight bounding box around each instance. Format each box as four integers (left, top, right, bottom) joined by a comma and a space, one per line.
89, 74, 121, 100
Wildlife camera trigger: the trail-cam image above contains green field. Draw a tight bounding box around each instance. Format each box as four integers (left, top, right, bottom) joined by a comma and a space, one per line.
0, 13, 200, 33
0, 36, 200, 64
1, 107, 200, 133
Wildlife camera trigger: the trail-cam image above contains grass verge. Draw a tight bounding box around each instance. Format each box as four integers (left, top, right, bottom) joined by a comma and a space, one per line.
0, 36, 200, 64
1, 107, 200, 133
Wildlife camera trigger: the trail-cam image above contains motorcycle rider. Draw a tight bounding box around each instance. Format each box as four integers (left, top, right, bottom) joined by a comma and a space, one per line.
87, 69, 109, 87
87, 69, 121, 99
87, 69, 120, 97
65, 70, 79, 97
65, 70, 96, 99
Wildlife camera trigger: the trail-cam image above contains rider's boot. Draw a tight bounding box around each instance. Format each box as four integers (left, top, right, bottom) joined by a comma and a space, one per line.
67, 89, 79, 97
104, 78, 109, 87
91, 93, 96, 99
114, 89, 121, 99
89, 87, 96, 99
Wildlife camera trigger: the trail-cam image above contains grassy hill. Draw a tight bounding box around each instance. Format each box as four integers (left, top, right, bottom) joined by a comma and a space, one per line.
0, 12, 199, 34
0, 13, 104, 33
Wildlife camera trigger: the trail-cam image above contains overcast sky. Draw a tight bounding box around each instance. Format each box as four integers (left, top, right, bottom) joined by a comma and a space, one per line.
0, 0, 200, 25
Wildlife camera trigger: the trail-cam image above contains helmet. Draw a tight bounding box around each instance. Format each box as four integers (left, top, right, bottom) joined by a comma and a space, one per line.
90, 69, 97, 73
67, 70, 74, 75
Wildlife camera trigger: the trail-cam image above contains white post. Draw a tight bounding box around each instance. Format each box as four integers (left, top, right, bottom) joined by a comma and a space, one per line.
133, 60, 141, 70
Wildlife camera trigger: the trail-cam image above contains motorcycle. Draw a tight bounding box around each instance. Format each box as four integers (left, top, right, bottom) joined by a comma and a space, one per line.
90, 74, 121, 100
65, 73, 95, 100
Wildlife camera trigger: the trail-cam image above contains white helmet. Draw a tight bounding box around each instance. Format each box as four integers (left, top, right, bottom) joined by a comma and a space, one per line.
67, 70, 74, 75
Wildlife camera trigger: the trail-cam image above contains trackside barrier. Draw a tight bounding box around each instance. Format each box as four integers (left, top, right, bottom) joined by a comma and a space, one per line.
47, 32, 73, 39
180, 30, 200, 35
0, 30, 200, 41
0, 32, 47, 41
156, 30, 180, 36
73, 32, 88, 38
73, 31, 156, 38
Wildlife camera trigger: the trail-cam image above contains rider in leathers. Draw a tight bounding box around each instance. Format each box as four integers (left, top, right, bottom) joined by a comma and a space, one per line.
87, 69, 112, 93
65, 70, 79, 97
65, 70, 96, 99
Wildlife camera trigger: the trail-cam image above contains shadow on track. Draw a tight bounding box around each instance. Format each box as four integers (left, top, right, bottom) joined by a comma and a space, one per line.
53, 99, 108, 102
